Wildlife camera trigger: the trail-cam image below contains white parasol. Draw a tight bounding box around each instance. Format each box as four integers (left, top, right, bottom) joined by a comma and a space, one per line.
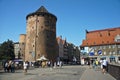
37, 55, 48, 61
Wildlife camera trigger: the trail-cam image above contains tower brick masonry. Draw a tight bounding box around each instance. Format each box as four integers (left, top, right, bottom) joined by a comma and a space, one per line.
22, 6, 58, 62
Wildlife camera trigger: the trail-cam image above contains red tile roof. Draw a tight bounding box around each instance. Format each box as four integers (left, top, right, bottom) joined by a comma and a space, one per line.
81, 27, 120, 47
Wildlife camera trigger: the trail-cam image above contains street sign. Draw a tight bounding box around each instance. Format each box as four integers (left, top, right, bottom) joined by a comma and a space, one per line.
98, 50, 102, 55
89, 52, 94, 56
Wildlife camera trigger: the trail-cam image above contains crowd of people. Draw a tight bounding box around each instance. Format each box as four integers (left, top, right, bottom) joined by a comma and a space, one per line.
22, 60, 63, 74
2, 60, 63, 74
3, 60, 15, 73
2, 58, 108, 75
86, 58, 108, 74
34, 60, 63, 68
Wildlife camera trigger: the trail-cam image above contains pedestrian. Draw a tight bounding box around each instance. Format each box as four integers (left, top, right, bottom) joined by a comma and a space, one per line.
57, 61, 60, 67
53, 62, 57, 68
87, 60, 91, 68
10, 61, 15, 73
47, 61, 51, 67
42, 61, 46, 68
59, 61, 63, 68
4, 62, 8, 72
92, 60, 96, 69
50, 60, 53, 68
100, 59, 103, 71
95, 59, 99, 70
7, 60, 12, 72
23, 61, 28, 74
102, 59, 108, 74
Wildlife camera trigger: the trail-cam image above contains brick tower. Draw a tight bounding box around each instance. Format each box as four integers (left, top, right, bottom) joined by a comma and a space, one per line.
25, 6, 58, 62
19, 34, 26, 60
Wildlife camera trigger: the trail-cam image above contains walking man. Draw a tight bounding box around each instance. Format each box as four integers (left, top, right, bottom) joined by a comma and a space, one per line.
102, 59, 108, 74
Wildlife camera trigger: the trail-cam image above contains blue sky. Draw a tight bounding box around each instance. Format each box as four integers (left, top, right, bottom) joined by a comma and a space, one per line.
0, 0, 120, 46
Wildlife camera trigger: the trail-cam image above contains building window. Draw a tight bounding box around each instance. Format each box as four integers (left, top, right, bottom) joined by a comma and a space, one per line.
117, 39, 120, 42
118, 50, 120, 54
102, 41, 104, 43
118, 45, 120, 48
103, 46, 106, 49
94, 47, 96, 50
41, 26, 43, 29
47, 35, 49, 39
45, 20, 49, 26
100, 46, 102, 49
115, 34, 120, 42
109, 45, 111, 48
22, 54, 23, 57
104, 51, 106, 55
109, 51, 112, 55
95, 52, 97, 55
38, 54, 40, 57
33, 45, 34, 47
113, 51, 115, 55
22, 43, 24, 45
99, 32, 102, 37
32, 26, 34, 29
28, 36, 30, 39
36, 35, 38, 38
112, 45, 115, 48
108, 32, 110, 36
41, 14, 44, 16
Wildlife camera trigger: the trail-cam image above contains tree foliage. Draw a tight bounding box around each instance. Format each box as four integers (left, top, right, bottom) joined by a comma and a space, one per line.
0, 39, 15, 60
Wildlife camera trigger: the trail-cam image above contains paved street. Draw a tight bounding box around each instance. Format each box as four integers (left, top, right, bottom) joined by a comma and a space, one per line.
0, 66, 86, 80
0, 65, 116, 80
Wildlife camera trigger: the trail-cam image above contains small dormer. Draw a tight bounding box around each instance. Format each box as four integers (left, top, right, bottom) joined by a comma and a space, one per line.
115, 34, 120, 42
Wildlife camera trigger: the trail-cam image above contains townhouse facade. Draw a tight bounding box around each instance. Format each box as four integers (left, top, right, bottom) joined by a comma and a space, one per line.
57, 36, 80, 63
80, 27, 120, 63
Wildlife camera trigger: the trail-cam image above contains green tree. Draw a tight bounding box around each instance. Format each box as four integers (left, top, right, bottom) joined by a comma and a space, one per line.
0, 39, 15, 60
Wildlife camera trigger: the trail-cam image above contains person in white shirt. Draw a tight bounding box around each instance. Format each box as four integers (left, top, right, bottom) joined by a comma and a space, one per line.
100, 59, 103, 70
102, 59, 108, 74
23, 61, 28, 74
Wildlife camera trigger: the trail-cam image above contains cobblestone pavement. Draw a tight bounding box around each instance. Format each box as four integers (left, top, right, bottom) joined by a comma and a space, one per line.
0, 65, 116, 80
0, 66, 86, 80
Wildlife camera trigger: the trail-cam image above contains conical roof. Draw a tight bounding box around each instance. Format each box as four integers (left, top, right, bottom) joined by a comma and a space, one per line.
26, 6, 57, 20
36, 6, 48, 13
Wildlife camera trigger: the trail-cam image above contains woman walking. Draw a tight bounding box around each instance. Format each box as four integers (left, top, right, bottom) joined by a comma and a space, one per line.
23, 61, 28, 74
